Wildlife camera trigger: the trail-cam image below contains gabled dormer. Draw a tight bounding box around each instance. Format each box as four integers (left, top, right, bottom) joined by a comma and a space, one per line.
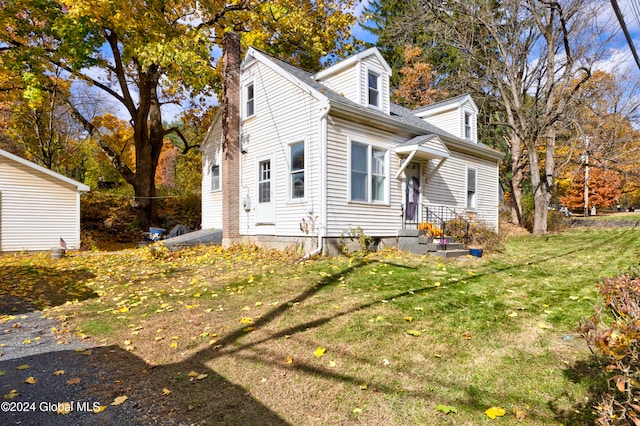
314, 48, 392, 115
413, 94, 479, 143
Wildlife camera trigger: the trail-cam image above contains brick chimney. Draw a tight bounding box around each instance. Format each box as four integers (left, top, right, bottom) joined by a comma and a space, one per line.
221, 32, 241, 246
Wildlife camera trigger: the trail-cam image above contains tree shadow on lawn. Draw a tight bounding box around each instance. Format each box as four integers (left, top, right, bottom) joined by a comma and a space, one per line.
173, 259, 565, 423
0, 344, 290, 425
0, 266, 98, 316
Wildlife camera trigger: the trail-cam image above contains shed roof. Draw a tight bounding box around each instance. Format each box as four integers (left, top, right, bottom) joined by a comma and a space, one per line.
0, 149, 90, 192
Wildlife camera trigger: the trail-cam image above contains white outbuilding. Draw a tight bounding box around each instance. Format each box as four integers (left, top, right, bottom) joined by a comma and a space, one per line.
0, 149, 90, 252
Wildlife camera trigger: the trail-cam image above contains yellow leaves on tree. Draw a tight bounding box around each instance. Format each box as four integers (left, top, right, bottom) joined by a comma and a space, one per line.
91, 114, 135, 171
391, 46, 443, 109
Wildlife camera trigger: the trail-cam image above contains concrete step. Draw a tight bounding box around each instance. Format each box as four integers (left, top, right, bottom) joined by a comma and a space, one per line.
425, 242, 464, 252
429, 249, 470, 258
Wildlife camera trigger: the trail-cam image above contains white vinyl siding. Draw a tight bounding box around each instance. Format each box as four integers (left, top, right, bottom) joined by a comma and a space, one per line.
421, 108, 460, 137
201, 123, 223, 229
316, 66, 359, 104
0, 156, 85, 251
236, 58, 321, 236
326, 116, 405, 237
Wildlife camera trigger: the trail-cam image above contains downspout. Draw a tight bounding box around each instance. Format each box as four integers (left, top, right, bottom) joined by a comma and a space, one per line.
305, 100, 330, 258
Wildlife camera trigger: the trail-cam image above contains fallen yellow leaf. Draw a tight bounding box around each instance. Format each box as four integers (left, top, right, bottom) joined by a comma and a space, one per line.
196, 374, 208, 380
16, 364, 30, 370
162, 388, 171, 396
240, 317, 254, 324
93, 405, 107, 413
24, 376, 37, 384
3, 389, 19, 399
314, 347, 326, 357
56, 402, 72, 415
53, 370, 65, 376
188, 371, 199, 377
285, 357, 293, 364
485, 406, 506, 419
111, 395, 128, 406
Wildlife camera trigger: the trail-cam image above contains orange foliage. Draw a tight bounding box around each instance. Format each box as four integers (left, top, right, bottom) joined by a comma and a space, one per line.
156, 141, 179, 188
560, 167, 622, 210
392, 46, 441, 109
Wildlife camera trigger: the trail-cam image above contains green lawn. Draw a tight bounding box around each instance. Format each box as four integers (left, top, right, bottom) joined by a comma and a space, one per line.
2, 227, 638, 424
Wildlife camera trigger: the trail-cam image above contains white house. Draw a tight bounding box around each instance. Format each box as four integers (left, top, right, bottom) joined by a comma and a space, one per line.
201, 46, 502, 255
0, 149, 90, 252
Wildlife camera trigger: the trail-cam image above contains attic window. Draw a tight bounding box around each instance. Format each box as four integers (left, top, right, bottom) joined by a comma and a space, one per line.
464, 112, 472, 139
367, 71, 380, 108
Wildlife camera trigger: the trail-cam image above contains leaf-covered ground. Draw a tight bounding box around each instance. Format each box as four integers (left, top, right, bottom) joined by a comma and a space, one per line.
1, 228, 638, 424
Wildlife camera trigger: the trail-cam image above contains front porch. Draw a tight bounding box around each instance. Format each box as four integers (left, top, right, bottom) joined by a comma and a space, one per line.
398, 203, 471, 258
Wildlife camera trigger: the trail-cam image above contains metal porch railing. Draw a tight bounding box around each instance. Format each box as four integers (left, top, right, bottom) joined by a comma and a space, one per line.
403, 204, 470, 246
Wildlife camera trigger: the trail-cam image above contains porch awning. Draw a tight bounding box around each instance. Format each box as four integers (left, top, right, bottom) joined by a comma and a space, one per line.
395, 134, 450, 178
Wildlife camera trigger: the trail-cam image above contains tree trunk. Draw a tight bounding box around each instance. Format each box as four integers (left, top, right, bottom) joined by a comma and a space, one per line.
509, 133, 525, 225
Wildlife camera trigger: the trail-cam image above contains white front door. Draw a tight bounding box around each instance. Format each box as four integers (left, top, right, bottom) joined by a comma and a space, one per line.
256, 155, 275, 224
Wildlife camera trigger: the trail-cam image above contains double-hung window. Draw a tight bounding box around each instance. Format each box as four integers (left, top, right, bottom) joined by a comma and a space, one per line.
464, 112, 472, 140
367, 71, 380, 108
467, 166, 477, 209
350, 141, 387, 203
290, 142, 305, 199
244, 82, 255, 119
211, 164, 220, 191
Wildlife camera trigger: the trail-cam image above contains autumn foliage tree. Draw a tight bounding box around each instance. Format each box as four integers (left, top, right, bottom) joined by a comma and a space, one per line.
560, 167, 622, 211
0, 0, 358, 228
554, 71, 640, 215
391, 46, 442, 109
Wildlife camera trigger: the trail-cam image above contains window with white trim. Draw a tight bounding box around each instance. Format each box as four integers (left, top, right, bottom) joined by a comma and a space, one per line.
367, 71, 380, 108
258, 159, 271, 203
290, 142, 304, 199
350, 141, 387, 203
244, 82, 255, 118
467, 166, 477, 209
464, 112, 472, 140
211, 164, 220, 191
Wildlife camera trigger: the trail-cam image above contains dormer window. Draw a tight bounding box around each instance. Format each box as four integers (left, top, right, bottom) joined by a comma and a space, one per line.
464, 112, 472, 139
367, 71, 380, 108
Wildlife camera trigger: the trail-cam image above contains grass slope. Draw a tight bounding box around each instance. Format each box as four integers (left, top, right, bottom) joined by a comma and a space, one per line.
1, 227, 638, 424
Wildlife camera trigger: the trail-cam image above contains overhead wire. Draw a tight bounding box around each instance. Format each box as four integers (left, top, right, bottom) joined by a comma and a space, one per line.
611, 0, 640, 70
